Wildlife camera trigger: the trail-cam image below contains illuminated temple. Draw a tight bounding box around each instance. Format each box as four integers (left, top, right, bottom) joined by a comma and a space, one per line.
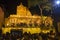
3, 3, 55, 34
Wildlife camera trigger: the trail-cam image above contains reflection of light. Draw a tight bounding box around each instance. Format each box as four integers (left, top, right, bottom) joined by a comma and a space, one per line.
56, 1, 60, 4
7, 23, 9, 26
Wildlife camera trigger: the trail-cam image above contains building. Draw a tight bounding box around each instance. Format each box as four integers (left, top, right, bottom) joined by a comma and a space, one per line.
3, 3, 54, 34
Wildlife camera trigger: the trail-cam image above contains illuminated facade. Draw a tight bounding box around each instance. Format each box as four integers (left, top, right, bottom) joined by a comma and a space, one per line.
17, 3, 32, 16
3, 3, 55, 34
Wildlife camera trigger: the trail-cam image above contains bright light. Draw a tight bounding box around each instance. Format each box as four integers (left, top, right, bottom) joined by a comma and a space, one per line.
53, 0, 60, 7
56, 1, 60, 4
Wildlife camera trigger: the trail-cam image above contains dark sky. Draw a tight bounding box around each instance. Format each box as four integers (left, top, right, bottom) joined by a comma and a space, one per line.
0, 0, 28, 18
0, 0, 60, 19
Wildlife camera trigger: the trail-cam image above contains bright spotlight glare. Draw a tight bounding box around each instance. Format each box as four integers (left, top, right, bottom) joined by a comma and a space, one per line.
56, 1, 60, 4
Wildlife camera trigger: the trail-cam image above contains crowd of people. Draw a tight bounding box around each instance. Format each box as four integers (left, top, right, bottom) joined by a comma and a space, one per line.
0, 29, 58, 40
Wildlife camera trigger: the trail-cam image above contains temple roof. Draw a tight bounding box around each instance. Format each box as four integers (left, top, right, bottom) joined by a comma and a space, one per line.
17, 3, 32, 16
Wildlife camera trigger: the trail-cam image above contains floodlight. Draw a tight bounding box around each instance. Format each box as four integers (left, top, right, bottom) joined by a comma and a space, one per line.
56, 1, 60, 4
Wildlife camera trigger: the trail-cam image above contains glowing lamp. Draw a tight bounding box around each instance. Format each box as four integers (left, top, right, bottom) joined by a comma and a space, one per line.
56, 1, 60, 4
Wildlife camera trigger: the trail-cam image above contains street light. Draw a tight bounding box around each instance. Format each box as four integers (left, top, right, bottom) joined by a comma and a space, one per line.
56, 1, 60, 5
52, 0, 60, 8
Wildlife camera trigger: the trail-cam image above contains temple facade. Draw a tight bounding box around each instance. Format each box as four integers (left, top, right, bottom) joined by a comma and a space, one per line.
4, 3, 55, 34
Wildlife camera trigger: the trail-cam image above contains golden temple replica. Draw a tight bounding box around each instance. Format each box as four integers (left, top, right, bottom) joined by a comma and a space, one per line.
3, 3, 55, 34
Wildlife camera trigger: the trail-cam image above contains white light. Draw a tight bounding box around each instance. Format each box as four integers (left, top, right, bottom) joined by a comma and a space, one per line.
56, 1, 60, 4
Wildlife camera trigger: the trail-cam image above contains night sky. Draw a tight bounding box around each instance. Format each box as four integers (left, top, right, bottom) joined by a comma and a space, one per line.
0, 0, 28, 18
0, 0, 60, 20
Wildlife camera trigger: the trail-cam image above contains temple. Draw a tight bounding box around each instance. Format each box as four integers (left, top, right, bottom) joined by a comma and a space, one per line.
3, 3, 55, 34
